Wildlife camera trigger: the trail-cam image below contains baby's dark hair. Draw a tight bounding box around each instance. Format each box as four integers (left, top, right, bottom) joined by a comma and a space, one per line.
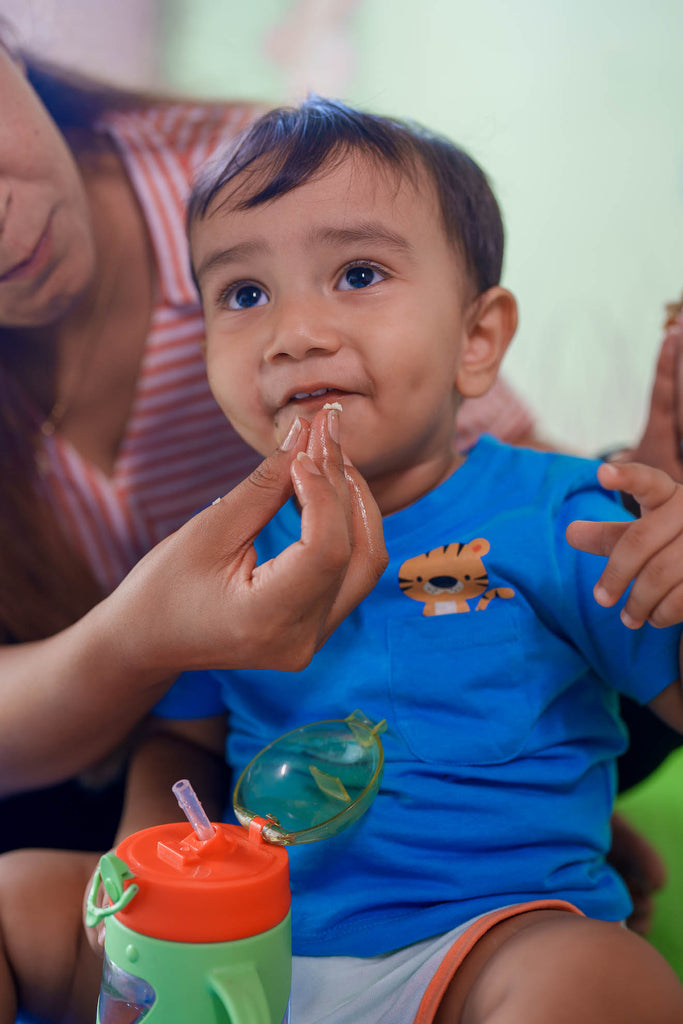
188, 96, 504, 295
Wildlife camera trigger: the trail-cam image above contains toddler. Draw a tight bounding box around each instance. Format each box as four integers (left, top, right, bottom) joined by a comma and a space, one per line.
148, 97, 683, 1022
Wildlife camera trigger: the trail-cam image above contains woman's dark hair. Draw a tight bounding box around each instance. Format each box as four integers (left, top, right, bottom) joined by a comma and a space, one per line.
0, 34, 152, 642
189, 96, 504, 295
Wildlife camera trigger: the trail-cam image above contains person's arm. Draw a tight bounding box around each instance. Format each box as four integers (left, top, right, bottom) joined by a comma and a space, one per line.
84, 713, 228, 953
0, 409, 388, 796
113, 715, 229, 842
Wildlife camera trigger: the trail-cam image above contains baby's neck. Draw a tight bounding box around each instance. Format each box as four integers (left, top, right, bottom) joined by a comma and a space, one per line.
369, 449, 464, 517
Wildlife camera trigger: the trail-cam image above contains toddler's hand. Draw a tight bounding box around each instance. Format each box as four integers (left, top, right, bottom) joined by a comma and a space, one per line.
566, 461, 683, 628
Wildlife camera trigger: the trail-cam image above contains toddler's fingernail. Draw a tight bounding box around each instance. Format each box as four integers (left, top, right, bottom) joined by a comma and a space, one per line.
594, 585, 610, 606
621, 609, 639, 629
326, 407, 340, 443
282, 417, 302, 451
296, 451, 322, 475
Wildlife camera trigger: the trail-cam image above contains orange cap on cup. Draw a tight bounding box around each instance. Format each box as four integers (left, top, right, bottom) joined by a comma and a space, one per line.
114, 818, 289, 943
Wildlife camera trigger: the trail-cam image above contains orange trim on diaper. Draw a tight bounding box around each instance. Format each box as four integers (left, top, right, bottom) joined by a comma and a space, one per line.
413, 899, 583, 1024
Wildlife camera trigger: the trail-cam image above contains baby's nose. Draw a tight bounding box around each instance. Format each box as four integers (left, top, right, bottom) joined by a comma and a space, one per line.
265, 301, 342, 361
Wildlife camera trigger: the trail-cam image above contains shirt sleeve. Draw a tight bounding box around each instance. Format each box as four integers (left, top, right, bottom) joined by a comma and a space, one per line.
152, 670, 225, 720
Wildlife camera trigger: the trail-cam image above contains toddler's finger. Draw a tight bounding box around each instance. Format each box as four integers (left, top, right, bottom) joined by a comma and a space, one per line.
591, 498, 683, 607
597, 460, 677, 512
565, 519, 629, 559
619, 538, 683, 627
627, 578, 683, 631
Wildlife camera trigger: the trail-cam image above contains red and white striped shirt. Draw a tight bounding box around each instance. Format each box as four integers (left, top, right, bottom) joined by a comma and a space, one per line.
37, 104, 536, 593
40, 104, 261, 591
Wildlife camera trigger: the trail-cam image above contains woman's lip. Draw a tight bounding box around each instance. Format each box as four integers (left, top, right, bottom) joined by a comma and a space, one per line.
0, 216, 53, 284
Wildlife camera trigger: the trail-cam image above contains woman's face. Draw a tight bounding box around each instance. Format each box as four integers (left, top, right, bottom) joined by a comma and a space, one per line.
0, 49, 96, 327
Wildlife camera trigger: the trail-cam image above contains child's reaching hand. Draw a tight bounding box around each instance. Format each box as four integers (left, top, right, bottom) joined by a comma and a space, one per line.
566, 461, 683, 629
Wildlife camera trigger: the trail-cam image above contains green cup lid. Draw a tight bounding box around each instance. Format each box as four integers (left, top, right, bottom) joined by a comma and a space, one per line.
232, 710, 386, 845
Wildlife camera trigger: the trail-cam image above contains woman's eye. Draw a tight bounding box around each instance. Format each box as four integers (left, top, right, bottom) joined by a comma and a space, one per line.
338, 264, 386, 291
224, 283, 268, 310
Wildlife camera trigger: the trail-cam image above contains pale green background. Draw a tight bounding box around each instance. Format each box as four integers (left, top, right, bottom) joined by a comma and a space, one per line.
162, 0, 683, 455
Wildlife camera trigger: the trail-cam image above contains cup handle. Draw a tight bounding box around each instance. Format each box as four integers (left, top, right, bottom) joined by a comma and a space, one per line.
208, 962, 271, 1024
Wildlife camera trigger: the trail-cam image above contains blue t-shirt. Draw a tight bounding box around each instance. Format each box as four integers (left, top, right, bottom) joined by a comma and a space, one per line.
155, 437, 681, 956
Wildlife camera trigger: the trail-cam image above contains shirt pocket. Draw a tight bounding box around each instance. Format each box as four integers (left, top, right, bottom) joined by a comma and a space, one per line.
387, 603, 532, 766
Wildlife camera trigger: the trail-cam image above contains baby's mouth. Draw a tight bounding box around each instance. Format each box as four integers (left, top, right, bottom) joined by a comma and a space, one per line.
283, 387, 349, 411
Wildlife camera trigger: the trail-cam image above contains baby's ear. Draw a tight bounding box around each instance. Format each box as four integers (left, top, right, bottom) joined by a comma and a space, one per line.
455, 287, 518, 398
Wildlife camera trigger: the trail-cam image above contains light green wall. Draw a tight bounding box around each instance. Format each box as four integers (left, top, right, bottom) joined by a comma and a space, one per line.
162, 0, 683, 454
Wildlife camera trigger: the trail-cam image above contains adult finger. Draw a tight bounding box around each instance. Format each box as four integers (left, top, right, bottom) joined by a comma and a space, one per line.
257, 413, 386, 654
303, 405, 387, 636
305, 405, 353, 533
208, 416, 311, 550
322, 463, 388, 635
631, 333, 681, 478
247, 461, 356, 666
673, 325, 683, 443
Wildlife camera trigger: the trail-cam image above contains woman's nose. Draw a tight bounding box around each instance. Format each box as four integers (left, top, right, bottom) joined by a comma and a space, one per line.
263, 298, 342, 362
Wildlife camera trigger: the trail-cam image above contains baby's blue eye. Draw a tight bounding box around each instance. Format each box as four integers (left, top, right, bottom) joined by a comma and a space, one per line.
339, 265, 384, 290
229, 284, 268, 309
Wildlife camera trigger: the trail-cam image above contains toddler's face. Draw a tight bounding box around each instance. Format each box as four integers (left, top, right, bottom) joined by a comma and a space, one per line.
191, 154, 472, 512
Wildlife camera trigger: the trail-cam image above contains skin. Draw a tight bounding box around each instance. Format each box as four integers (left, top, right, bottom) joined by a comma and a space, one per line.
0, 51, 95, 327
191, 156, 683, 1021
192, 154, 518, 516
0, 70, 681, 1017
625, 320, 683, 483
0, 409, 388, 1024
0, 61, 389, 1023
0, 46, 155, 475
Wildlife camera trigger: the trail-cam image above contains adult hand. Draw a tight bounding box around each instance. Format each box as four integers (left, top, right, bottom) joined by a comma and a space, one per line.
103, 407, 388, 676
624, 320, 683, 483
565, 461, 683, 629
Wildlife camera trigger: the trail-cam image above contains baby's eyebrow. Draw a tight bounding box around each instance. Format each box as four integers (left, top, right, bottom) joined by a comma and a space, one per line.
310, 223, 414, 255
195, 240, 270, 282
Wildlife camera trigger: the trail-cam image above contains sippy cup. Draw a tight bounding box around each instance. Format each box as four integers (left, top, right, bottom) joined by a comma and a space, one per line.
87, 710, 386, 1024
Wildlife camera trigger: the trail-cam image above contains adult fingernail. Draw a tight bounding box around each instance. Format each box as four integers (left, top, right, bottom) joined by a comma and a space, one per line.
281, 417, 302, 451
326, 407, 340, 443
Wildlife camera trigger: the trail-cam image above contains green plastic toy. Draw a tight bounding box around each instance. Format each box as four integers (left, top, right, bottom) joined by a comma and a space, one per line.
87, 711, 386, 1023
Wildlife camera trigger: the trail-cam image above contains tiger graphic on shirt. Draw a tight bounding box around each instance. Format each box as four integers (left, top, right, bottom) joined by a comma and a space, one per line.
398, 539, 514, 615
